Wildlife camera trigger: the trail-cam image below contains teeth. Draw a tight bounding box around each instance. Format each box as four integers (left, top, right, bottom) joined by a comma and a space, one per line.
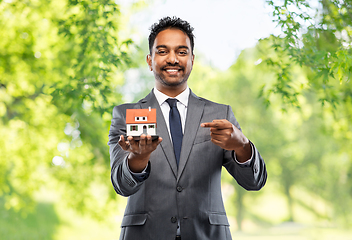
166, 69, 178, 72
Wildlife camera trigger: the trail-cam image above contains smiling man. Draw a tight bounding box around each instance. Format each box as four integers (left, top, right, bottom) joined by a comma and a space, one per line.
108, 16, 267, 240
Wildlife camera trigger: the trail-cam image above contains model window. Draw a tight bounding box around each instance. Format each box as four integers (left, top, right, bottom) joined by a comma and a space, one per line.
135, 116, 148, 121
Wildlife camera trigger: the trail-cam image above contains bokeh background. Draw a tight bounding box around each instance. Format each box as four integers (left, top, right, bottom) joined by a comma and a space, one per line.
1, 0, 352, 239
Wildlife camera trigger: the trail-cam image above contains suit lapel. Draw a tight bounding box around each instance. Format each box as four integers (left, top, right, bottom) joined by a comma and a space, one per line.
139, 90, 178, 178
177, 90, 205, 180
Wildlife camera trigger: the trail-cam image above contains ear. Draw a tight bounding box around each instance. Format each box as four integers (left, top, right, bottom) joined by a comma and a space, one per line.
191, 54, 195, 66
146, 54, 153, 71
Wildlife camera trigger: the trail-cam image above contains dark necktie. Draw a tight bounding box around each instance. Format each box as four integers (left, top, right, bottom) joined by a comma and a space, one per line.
166, 98, 183, 166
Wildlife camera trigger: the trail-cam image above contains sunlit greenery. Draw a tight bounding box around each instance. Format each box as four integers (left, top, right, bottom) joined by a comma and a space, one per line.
1, 0, 351, 239
0, 0, 130, 234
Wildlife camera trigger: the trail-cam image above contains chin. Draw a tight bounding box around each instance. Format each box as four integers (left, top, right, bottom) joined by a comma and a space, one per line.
158, 77, 186, 87
164, 80, 186, 87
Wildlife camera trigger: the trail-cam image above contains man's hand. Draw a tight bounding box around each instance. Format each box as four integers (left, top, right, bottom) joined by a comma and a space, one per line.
119, 135, 162, 173
201, 119, 251, 162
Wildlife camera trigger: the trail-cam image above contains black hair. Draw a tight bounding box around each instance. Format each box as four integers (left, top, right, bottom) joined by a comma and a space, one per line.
148, 16, 195, 55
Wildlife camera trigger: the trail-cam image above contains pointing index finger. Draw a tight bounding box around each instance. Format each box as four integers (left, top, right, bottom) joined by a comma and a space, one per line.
201, 120, 230, 129
200, 122, 217, 128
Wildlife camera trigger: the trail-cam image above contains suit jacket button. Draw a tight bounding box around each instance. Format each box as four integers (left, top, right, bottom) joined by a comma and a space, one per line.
171, 217, 177, 223
176, 186, 183, 192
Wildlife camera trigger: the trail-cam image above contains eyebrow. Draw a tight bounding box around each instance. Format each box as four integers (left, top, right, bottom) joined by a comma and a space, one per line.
156, 45, 189, 50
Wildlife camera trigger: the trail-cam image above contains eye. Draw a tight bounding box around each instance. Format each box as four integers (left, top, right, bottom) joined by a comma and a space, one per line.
178, 50, 188, 55
157, 49, 167, 55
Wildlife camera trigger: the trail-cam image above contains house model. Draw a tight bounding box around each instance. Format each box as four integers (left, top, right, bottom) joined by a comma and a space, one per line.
126, 107, 157, 138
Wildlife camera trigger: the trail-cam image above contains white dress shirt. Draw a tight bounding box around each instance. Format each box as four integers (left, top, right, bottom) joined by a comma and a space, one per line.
153, 87, 189, 138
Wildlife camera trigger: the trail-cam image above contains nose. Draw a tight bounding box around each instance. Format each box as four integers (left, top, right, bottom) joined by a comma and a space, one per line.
167, 51, 179, 64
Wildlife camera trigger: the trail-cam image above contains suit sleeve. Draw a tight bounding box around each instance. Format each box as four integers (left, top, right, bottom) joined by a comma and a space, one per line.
222, 105, 267, 191
108, 105, 146, 197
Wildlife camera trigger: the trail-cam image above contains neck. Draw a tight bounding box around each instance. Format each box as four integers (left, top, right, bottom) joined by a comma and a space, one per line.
155, 83, 187, 98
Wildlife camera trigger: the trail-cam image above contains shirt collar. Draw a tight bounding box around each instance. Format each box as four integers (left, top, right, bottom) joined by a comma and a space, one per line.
153, 87, 190, 107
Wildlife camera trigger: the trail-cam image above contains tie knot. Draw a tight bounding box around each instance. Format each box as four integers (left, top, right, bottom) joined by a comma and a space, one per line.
166, 98, 178, 108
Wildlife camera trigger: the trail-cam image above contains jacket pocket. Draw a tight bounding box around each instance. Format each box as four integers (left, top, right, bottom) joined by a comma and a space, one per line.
193, 134, 212, 145
121, 213, 147, 227
208, 213, 230, 226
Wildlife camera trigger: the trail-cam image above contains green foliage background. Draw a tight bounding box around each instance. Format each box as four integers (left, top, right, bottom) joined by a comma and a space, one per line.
1, 0, 351, 239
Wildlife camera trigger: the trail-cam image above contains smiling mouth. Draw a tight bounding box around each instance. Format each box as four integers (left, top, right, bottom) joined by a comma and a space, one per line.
165, 69, 180, 73
162, 66, 184, 74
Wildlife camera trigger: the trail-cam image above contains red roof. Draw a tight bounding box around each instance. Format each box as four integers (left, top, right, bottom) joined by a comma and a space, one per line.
126, 108, 157, 124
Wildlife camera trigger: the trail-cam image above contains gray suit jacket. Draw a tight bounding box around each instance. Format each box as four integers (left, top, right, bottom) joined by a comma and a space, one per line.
108, 90, 267, 240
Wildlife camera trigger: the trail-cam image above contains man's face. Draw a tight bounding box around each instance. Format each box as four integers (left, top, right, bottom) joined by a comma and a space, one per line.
147, 28, 194, 92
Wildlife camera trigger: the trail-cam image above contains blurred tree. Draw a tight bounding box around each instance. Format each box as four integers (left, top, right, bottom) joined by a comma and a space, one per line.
0, 0, 135, 219
263, 0, 352, 108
